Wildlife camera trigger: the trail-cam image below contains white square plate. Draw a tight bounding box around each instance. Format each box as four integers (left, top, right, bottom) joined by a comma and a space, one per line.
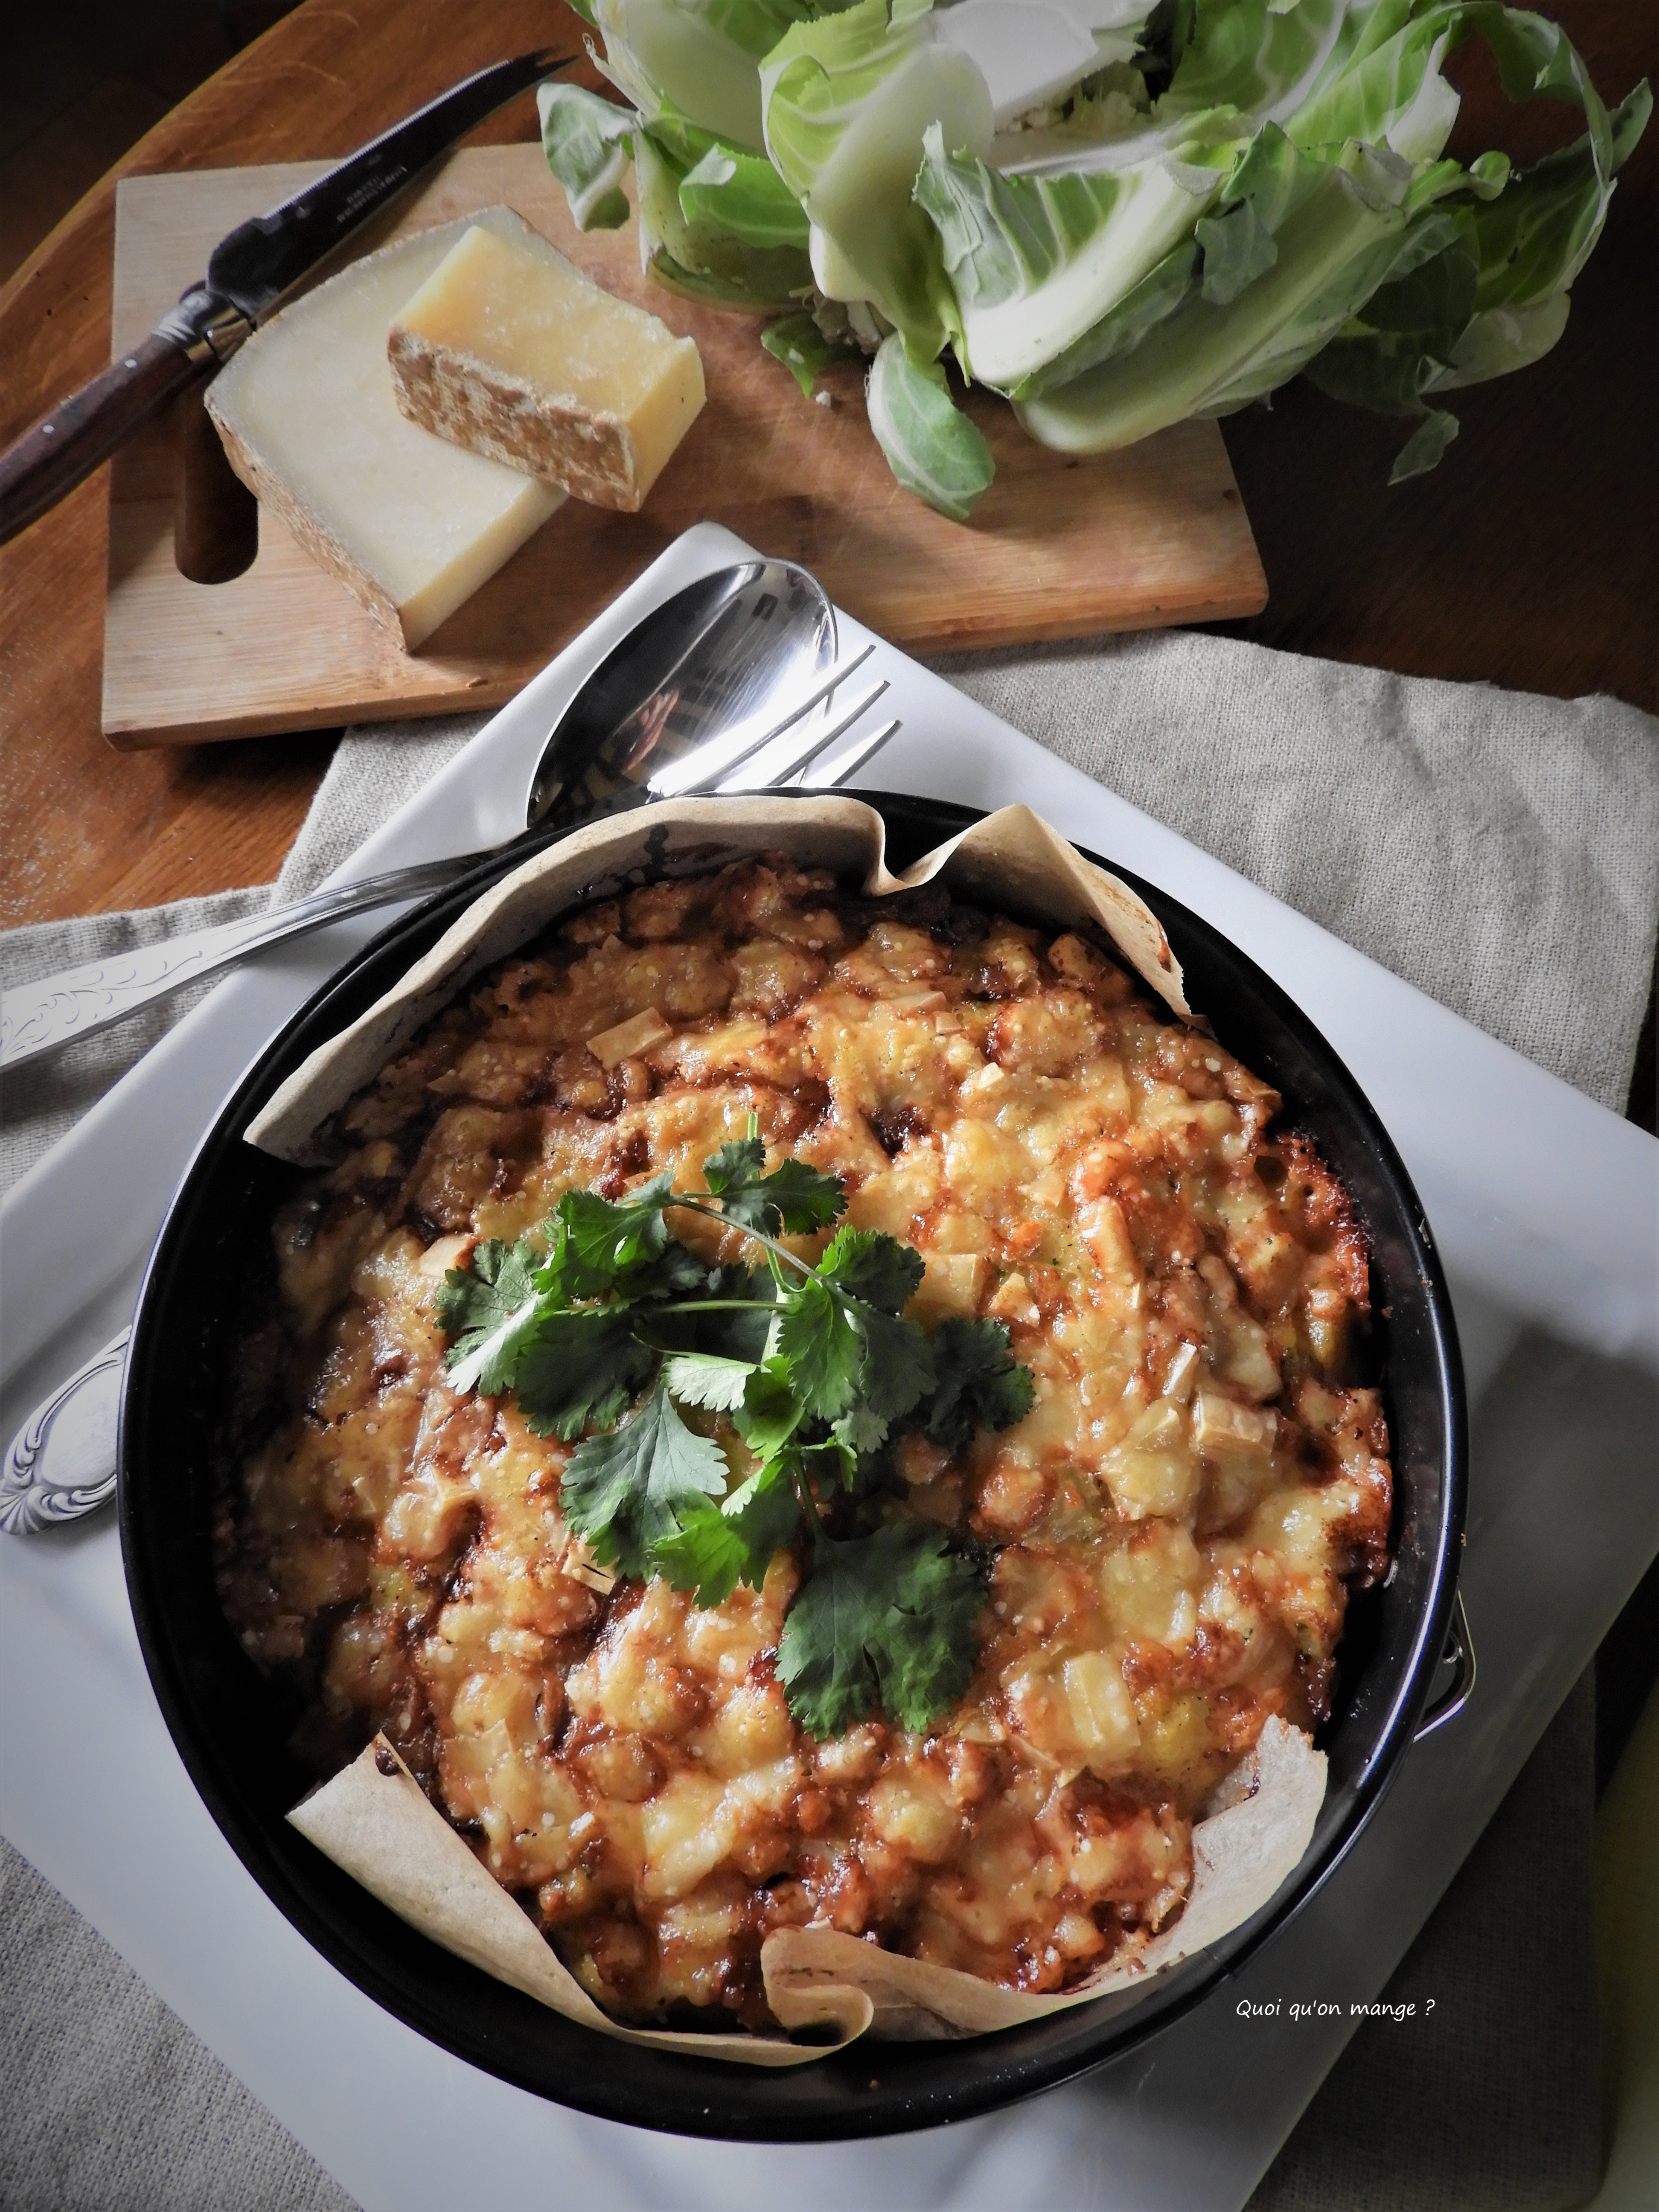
3, 523, 1655, 2211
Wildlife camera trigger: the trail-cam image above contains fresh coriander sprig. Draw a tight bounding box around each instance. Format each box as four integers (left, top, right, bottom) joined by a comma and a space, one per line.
434, 1122, 1035, 1735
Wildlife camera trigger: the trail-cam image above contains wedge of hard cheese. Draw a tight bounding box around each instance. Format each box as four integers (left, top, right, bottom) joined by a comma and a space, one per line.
205, 209, 565, 649
387, 223, 705, 513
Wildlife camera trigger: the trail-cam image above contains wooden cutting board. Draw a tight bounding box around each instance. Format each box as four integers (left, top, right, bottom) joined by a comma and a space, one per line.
103, 145, 1266, 749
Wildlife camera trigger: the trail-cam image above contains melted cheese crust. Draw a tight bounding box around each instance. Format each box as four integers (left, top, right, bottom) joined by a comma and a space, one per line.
218, 859, 1391, 2029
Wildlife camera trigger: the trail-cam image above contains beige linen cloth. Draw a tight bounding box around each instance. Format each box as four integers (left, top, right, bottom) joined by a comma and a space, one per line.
2, 629, 1655, 2211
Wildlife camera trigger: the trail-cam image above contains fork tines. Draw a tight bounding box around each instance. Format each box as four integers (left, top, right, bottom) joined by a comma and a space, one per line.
716, 680, 895, 794
649, 642, 878, 799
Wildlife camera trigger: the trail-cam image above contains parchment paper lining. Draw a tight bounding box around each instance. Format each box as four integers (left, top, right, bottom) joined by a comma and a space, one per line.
291, 1721, 1323, 2064
246, 798, 1190, 1163
262, 795, 1310, 2063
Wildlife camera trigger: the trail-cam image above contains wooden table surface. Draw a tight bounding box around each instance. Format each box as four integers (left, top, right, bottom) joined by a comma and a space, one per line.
1, 0, 1653, 1103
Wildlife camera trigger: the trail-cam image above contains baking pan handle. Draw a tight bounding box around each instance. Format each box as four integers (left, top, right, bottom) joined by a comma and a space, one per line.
1414, 1589, 1476, 1741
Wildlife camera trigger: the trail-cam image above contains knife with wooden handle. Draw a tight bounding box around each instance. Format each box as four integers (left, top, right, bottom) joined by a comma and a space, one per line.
0, 48, 571, 548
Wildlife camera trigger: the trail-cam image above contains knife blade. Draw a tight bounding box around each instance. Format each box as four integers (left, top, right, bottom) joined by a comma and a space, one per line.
0, 48, 572, 549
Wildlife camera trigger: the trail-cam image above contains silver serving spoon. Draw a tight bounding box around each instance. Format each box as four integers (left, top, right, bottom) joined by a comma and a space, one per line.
1, 557, 889, 1071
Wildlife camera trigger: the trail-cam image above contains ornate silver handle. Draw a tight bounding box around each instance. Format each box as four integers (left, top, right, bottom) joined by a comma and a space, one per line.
0, 1330, 130, 1535
0, 855, 482, 1071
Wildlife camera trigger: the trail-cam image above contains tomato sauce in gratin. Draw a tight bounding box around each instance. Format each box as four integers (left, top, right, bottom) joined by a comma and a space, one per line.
218, 858, 1391, 2029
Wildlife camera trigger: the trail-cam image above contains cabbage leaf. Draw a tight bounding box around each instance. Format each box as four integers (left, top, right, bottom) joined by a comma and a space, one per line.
1387, 403, 1457, 479
1301, 38, 1649, 472
680, 141, 812, 246
1159, 0, 1351, 138
548, 0, 1648, 509
913, 119, 1229, 387
762, 309, 864, 391
1009, 238, 1201, 399
761, 0, 993, 356
539, 81, 637, 231
1288, 0, 1462, 159
635, 119, 816, 305
593, 0, 815, 148
1020, 5, 1647, 471
865, 331, 995, 518
1016, 137, 1414, 448
993, 0, 1350, 177
940, 115, 1330, 396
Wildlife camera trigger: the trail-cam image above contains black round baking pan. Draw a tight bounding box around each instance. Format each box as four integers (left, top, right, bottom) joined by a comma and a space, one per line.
119, 791, 1467, 2142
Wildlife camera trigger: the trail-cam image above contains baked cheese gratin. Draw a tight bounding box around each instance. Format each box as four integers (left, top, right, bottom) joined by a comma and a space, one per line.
218, 856, 1391, 2030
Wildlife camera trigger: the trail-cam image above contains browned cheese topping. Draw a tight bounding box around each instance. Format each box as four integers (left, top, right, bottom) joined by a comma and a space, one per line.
218, 858, 1391, 2030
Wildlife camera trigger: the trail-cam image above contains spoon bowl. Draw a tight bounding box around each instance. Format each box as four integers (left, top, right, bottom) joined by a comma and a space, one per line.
526, 558, 835, 831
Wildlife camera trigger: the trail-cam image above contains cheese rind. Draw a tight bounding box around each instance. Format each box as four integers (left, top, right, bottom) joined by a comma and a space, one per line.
205, 209, 565, 649
387, 223, 706, 513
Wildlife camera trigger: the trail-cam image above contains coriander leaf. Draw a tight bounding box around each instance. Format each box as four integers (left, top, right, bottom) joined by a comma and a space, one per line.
627, 1239, 712, 1304
651, 1503, 754, 1608
701, 1139, 845, 1236
526, 1224, 577, 1309
561, 1379, 728, 1579
662, 1351, 755, 1412
439, 1239, 544, 1396
778, 1523, 986, 1737
578, 1244, 707, 1334
925, 1318, 1036, 1452
867, 1527, 986, 1732
701, 1134, 766, 1201
554, 1175, 673, 1292
516, 1313, 655, 1441
779, 1533, 894, 1736
816, 1227, 925, 1316
774, 1276, 863, 1424
703, 1173, 779, 1238
732, 1458, 809, 1562
799, 1432, 858, 1491
856, 1308, 935, 1426
698, 1266, 779, 1363
755, 1158, 846, 1235
833, 1401, 890, 1456
732, 1360, 803, 1457
829, 1307, 933, 1456
652, 1457, 800, 1607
